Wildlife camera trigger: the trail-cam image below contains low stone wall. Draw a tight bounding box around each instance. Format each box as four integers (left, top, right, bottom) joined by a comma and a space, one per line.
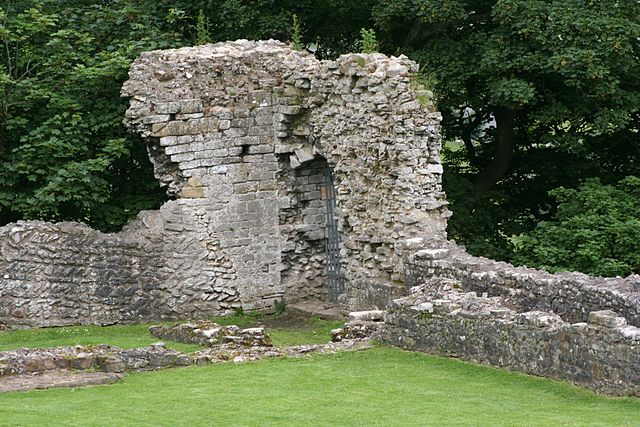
0, 214, 232, 328
0, 339, 371, 378
0, 344, 190, 376
404, 241, 640, 327
380, 280, 640, 396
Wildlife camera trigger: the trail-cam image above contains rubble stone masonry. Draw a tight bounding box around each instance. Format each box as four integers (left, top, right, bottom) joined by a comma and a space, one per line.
0, 40, 446, 327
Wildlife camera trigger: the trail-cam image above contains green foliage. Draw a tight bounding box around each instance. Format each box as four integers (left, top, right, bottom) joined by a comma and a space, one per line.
359, 27, 378, 53
291, 14, 303, 50
274, 298, 287, 316
0, 1, 376, 231
195, 9, 211, 45
410, 73, 437, 107
175, 0, 376, 58
444, 171, 514, 261
374, 0, 640, 266
0, 1, 185, 231
512, 177, 640, 277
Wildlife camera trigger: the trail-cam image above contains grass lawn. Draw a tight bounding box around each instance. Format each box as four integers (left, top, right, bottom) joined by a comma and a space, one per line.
1, 317, 638, 426
0, 347, 638, 426
0, 324, 201, 353
0, 314, 344, 352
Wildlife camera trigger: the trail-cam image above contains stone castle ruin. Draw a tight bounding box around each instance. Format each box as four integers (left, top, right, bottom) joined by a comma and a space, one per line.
0, 40, 447, 326
0, 40, 638, 395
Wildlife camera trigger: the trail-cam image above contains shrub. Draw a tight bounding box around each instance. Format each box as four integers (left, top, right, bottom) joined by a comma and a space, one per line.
511, 176, 640, 276
291, 14, 303, 50
359, 28, 377, 53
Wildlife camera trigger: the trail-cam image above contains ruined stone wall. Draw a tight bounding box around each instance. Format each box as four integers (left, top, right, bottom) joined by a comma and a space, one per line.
387, 241, 640, 395
306, 54, 447, 309
0, 203, 243, 328
380, 280, 640, 396
277, 158, 329, 301
404, 241, 640, 327
0, 40, 446, 328
122, 40, 447, 311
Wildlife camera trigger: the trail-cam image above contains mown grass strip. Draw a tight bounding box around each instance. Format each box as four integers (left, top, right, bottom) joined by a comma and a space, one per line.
1, 347, 638, 426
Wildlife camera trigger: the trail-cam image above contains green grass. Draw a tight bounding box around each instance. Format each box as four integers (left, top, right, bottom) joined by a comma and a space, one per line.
0, 324, 202, 353
0, 315, 344, 352
270, 317, 345, 347
1, 347, 638, 426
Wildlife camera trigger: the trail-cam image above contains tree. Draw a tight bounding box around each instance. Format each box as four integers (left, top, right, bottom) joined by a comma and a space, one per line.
171, 0, 376, 57
0, 1, 184, 231
375, 0, 640, 191
373, 0, 640, 262
512, 177, 640, 277
0, 1, 376, 232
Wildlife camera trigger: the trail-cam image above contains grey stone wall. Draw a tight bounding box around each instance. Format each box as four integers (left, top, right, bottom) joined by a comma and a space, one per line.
0, 204, 240, 328
380, 279, 640, 396
306, 53, 448, 306
0, 40, 446, 328
404, 240, 640, 327
383, 241, 640, 395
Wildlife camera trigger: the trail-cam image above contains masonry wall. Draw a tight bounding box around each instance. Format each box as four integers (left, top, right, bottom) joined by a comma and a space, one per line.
403, 241, 640, 327
380, 280, 640, 396
382, 241, 640, 396
277, 158, 329, 301
0, 40, 446, 328
0, 204, 238, 328
307, 53, 448, 308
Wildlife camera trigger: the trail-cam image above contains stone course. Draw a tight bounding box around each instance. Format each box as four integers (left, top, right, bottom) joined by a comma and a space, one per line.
0, 39, 445, 328
403, 241, 640, 327
0, 372, 124, 394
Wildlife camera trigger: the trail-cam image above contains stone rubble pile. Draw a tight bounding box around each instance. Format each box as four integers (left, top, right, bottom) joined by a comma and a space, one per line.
149, 321, 273, 347
331, 310, 385, 342
0, 322, 373, 390
0, 343, 191, 376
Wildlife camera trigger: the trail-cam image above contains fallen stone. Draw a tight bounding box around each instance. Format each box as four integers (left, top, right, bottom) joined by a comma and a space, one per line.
149, 322, 273, 348
588, 310, 627, 328
0, 372, 124, 394
348, 310, 385, 322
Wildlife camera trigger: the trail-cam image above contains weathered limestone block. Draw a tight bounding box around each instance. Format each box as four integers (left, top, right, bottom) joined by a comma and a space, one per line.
348, 310, 385, 322
331, 310, 385, 342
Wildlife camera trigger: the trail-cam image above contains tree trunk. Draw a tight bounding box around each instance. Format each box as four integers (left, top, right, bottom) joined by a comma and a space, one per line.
473, 107, 515, 194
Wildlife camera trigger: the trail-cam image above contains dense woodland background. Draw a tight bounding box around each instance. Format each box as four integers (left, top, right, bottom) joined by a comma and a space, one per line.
1, 0, 639, 276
